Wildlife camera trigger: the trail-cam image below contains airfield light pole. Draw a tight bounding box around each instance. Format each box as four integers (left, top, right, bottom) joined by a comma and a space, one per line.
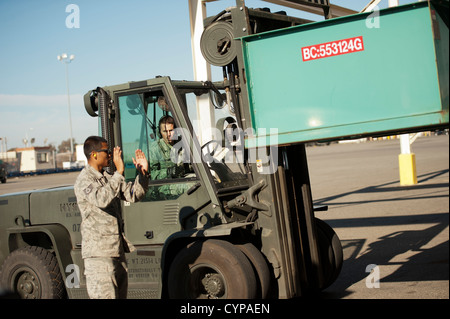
57, 53, 75, 162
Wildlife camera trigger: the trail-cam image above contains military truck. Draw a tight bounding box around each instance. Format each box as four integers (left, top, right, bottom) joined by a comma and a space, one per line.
0, 0, 447, 299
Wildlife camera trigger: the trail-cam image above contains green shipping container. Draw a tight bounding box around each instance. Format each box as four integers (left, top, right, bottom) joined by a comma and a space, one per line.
242, 2, 448, 147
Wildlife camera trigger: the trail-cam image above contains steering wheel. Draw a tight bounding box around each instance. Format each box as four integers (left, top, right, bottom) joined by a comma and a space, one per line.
201, 140, 222, 164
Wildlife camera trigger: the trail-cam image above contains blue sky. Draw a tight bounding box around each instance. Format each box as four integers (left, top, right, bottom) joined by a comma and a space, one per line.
0, 0, 414, 150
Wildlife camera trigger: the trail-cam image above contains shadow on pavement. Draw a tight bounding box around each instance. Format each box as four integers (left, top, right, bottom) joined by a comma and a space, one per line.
316, 169, 449, 298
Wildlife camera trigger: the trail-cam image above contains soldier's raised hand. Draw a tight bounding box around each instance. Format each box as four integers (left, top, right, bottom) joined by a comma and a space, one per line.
132, 149, 149, 175
113, 146, 125, 175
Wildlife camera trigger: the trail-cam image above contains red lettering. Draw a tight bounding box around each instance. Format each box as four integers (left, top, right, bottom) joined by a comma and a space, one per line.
301, 36, 364, 62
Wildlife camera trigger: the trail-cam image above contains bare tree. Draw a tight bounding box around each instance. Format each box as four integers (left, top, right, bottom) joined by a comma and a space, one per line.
58, 138, 75, 153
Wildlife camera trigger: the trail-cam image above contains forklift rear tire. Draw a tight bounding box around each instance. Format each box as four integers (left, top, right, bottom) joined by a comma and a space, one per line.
167, 239, 257, 299
315, 218, 343, 290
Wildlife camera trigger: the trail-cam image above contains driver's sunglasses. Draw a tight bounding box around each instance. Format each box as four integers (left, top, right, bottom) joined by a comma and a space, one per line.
95, 149, 112, 156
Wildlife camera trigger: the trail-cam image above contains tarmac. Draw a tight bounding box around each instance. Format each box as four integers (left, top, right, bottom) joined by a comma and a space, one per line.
307, 135, 449, 299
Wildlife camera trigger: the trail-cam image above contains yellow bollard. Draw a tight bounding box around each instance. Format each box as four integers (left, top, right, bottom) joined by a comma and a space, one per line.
398, 153, 418, 185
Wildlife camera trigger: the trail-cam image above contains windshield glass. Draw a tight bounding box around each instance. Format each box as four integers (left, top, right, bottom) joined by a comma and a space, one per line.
118, 88, 198, 201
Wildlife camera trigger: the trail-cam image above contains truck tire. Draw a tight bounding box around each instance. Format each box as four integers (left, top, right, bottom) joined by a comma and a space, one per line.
0, 246, 66, 299
315, 218, 343, 290
167, 239, 257, 299
236, 243, 271, 299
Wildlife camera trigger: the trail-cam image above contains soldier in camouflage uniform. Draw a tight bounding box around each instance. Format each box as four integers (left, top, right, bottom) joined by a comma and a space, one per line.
74, 136, 149, 299
148, 116, 194, 200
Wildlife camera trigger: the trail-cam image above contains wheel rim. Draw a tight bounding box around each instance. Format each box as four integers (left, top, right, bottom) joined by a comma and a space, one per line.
12, 267, 41, 299
189, 263, 227, 299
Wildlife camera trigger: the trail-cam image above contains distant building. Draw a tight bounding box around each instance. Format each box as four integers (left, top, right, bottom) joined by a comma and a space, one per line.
1, 144, 86, 174
76, 144, 87, 167
15, 146, 55, 172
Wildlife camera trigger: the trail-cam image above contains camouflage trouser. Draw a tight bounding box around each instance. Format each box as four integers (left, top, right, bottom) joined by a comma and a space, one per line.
84, 256, 128, 299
